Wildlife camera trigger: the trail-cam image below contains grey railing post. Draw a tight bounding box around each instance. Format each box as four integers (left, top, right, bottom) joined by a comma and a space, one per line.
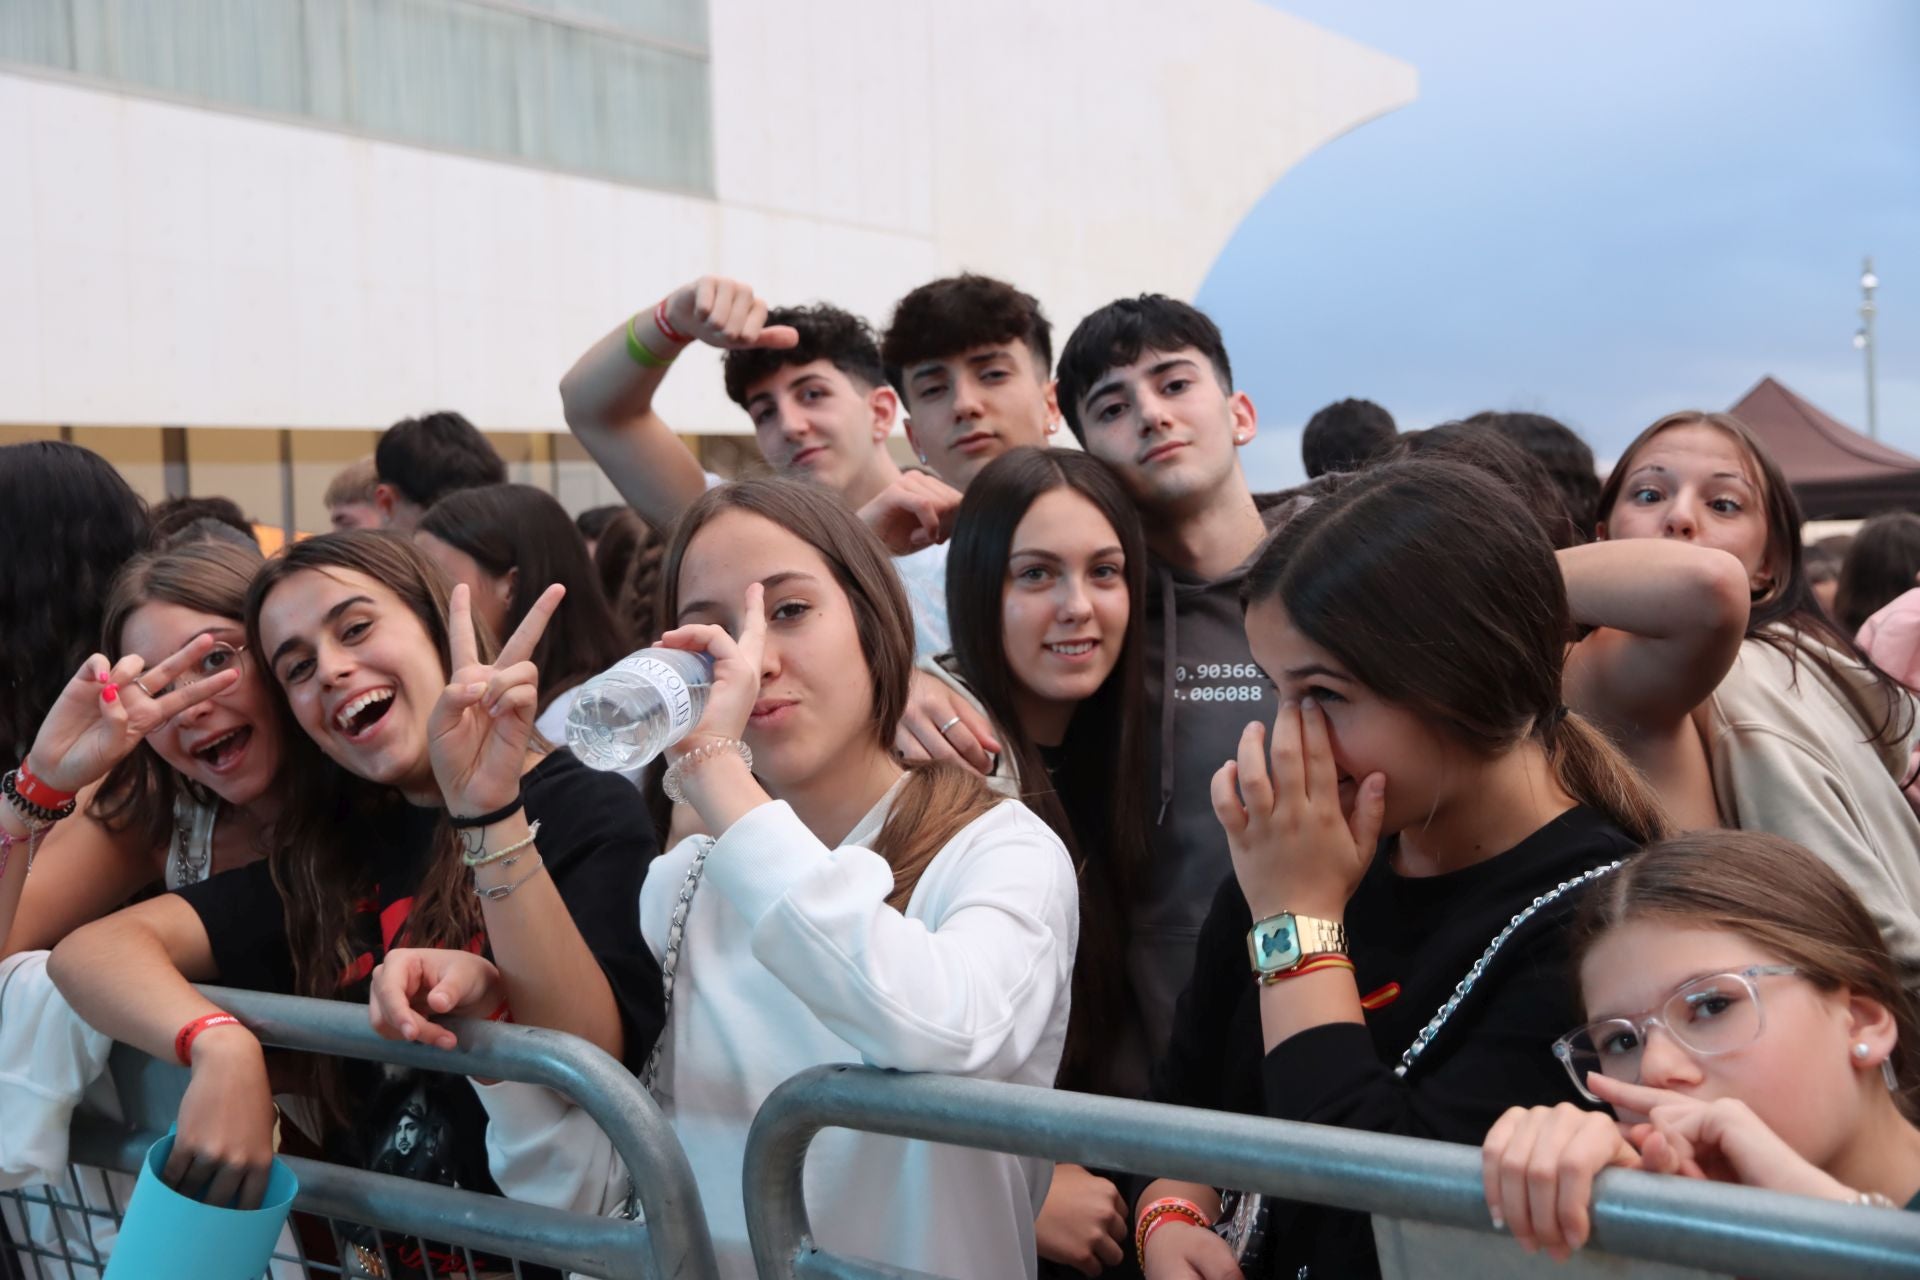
743, 1064, 1920, 1280
68, 986, 721, 1280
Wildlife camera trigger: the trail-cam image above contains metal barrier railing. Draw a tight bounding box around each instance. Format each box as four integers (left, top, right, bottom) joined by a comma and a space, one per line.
741, 1064, 1920, 1280
3, 985, 718, 1280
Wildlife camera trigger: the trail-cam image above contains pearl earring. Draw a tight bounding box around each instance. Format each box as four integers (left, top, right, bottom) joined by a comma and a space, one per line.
1855, 1042, 1873, 1060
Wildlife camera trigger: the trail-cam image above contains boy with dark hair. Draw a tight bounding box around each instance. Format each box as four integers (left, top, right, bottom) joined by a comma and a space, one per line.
1300, 396, 1396, 478
558, 276, 957, 662
1057, 294, 1289, 1085
879, 273, 1059, 488
373, 411, 508, 531
1465, 410, 1600, 543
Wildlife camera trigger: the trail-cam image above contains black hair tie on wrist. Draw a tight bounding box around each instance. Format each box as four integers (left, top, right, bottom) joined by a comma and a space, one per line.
449, 792, 523, 829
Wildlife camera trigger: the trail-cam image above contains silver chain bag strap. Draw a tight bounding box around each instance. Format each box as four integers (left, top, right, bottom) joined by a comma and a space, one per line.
1219, 857, 1627, 1269
621, 835, 716, 1220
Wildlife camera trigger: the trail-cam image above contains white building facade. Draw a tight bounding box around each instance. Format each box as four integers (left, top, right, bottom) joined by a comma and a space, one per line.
0, 0, 1414, 529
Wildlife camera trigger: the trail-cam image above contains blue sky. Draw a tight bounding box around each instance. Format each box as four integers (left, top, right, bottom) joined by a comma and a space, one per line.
1201, 1, 1920, 490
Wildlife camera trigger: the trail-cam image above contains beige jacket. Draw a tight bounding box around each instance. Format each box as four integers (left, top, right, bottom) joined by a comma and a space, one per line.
1704, 630, 1920, 982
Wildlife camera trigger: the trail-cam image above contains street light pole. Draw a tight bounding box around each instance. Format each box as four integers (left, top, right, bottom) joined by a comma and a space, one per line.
1858, 256, 1879, 439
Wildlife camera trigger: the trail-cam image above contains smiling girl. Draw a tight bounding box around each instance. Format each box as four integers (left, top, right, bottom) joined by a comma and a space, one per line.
1133, 459, 1667, 1280
1483, 830, 1920, 1259
3, 540, 273, 955
937, 446, 1151, 1274
49, 533, 659, 1275
369, 479, 1079, 1280
1593, 411, 1920, 979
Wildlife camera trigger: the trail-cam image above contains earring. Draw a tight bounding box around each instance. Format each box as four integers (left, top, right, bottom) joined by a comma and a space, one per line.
1886, 1059, 1902, 1091
1855, 1042, 1873, 1060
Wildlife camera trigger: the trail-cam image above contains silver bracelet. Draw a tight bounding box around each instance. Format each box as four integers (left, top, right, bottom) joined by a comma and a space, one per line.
663, 738, 753, 805
474, 852, 546, 902
463, 819, 541, 868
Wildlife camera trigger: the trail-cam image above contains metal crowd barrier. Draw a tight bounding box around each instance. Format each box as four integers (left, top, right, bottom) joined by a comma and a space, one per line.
742, 1064, 1920, 1280
3, 986, 718, 1280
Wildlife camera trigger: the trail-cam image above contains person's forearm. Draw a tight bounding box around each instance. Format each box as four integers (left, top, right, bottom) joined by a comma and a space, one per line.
557, 306, 708, 527
678, 750, 774, 838
0, 802, 32, 958
1558, 541, 1749, 638
1257, 967, 1366, 1053
48, 916, 231, 1063
470, 812, 625, 1059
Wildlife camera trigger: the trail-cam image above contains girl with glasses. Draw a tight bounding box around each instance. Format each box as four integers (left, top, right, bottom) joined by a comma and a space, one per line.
3, 539, 277, 957
1482, 830, 1920, 1259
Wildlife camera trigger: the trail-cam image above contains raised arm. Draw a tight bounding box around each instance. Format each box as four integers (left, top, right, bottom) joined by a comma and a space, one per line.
558, 277, 798, 526
1560, 540, 1750, 731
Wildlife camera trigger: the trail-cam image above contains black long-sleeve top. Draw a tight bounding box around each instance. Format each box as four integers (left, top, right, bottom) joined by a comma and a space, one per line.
1139, 806, 1638, 1279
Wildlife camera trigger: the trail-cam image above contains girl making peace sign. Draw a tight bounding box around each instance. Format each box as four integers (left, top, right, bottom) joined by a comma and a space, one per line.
50, 533, 660, 1269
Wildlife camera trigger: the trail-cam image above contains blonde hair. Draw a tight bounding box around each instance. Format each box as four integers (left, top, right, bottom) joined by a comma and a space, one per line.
324, 456, 379, 509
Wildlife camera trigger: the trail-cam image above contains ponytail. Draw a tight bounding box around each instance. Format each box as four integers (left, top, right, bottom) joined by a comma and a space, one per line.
872, 762, 1002, 910
1542, 710, 1670, 847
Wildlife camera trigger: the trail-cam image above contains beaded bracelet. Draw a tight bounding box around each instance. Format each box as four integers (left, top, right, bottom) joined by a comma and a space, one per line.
465, 819, 541, 869
1135, 1197, 1213, 1268
663, 738, 753, 805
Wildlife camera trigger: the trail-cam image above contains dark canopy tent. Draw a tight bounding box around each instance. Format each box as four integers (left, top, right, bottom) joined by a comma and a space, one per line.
1729, 376, 1920, 519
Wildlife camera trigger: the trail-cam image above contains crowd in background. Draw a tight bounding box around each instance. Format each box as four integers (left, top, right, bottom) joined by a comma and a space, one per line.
3, 268, 1920, 1280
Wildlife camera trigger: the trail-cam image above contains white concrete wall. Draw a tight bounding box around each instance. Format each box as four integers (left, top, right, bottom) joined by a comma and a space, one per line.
0, 0, 1414, 436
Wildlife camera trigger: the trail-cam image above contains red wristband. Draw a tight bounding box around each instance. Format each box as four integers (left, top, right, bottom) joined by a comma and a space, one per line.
486, 1000, 513, 1023
653, 297, 693, 345
15, 760, 76, 809
175, 1012, 243, 1065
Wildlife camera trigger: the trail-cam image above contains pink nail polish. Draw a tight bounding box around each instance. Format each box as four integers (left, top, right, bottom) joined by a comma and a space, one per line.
100, 683, 119, 704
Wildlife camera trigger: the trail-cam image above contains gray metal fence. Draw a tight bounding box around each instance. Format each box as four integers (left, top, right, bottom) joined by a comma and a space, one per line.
741, 1064, 1920, 1280
3, 985, 717, 1280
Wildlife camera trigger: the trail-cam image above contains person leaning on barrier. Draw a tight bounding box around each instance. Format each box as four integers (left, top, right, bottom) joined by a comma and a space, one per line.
1129, 461, 1666, 1280
368, 480, 1079, 1280
49, 532, 660, 1279
1483, 830, 1920, 1259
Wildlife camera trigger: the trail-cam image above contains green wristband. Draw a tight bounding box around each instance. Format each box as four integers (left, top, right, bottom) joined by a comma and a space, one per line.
626, 314, 675, 369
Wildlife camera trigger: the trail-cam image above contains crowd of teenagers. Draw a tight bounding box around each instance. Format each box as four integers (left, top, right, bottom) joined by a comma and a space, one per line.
4, 270, 1920, 1280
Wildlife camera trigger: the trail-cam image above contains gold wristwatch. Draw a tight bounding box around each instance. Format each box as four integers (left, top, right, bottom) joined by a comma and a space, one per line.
1247, 912, 1349, 976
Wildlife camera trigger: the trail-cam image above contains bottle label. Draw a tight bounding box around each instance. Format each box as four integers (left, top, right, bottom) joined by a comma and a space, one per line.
625, 655, 698, 733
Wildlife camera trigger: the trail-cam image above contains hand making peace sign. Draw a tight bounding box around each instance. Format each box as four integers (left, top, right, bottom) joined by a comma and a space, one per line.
25, 635, 242, 795
428, 582, 565, 819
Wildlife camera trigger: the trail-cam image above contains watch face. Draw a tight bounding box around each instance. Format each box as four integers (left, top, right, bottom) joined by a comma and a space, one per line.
1250, 915, 1302, 972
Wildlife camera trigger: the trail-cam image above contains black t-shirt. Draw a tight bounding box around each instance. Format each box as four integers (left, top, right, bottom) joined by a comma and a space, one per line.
176, 748, 661, 1276
1141, 806, 1639, 1279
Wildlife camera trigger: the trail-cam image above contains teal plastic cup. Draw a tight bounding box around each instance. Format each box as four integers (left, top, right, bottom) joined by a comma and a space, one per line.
102, 1130, 298, 1279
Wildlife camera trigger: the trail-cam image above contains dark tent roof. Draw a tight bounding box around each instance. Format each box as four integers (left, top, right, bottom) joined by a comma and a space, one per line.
1728, 376, 1920, 519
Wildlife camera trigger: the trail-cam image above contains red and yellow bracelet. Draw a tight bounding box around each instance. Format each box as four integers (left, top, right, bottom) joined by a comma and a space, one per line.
1135, 1196, 1213, 1267
1257, 953, 1355, 986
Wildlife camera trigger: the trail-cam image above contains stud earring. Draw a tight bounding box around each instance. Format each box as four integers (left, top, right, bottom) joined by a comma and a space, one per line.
1855, 1042, 1873, 1060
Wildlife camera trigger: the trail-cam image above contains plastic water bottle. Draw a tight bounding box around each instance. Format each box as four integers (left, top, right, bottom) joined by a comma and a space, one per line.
564, 648, 715, 771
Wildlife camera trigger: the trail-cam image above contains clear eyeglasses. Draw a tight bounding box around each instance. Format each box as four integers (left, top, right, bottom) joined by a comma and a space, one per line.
153, 641, 248, 698
1552, 965, 1800, 1102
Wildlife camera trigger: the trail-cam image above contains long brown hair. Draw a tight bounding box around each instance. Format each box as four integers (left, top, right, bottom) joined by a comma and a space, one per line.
1573, 830, 1920, 1122
243, 531, 491, 1123
658, 480, 999, 908
92, 539, 266, 849
945, 447, 1147, 1092
1596, 410, 1911, 752
1245, 458, 1668, 846
417, 483, 629, 713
